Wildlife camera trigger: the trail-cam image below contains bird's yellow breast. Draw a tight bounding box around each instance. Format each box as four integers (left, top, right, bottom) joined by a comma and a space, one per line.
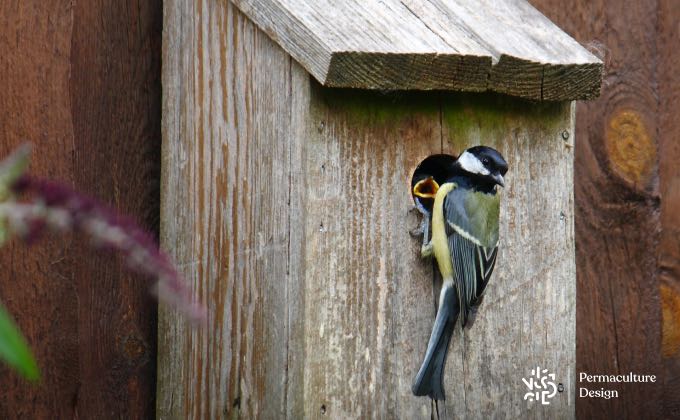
431, 182, 456, 280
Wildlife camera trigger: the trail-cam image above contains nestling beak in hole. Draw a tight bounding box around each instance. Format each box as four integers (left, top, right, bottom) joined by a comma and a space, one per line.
413, 176, 440, 199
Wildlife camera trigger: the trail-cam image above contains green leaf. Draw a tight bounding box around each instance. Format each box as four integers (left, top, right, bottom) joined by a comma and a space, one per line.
0, 144, 31, 203
0, 301, 39, 381
0, 144, 31, 246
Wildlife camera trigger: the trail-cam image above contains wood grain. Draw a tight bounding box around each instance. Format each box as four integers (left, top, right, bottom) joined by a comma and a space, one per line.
158, 2, 301, 417
658, 0, 680, 416
229, 0, 602, 100
159, 1, 576, 418
158, 2, 439, 417
298, 88, 442, 419
530, 0, 664, 417
0, 0, 161, 418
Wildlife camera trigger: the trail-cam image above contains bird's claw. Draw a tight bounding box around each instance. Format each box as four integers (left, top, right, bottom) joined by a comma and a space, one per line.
409, 202, 431, 234
421, 243, 433, 258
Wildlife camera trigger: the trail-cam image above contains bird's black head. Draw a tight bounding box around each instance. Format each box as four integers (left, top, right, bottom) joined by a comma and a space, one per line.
454, 146, 508, 188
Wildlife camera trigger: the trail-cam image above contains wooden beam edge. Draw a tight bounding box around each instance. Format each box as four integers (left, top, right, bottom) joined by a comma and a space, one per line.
324, 51, 491, 91
541, 62, 604, 101
323, 51, 603, 100
489, 54, 604, 101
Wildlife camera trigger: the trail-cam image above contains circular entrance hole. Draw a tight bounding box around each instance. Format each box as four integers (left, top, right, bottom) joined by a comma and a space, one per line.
410, 154, 457, 211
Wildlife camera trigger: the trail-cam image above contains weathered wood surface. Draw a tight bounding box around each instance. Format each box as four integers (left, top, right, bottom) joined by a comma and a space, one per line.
530, 0, 666, 417
229, 0, 602, 100
658, 0, 680, 416
158, 2, 438, 417
0, 0, 161, 418
159, 1, 576, 418
158, 1, 302, 417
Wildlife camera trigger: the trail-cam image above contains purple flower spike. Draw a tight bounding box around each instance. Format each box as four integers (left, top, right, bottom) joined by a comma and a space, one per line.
4, 175, 206, 324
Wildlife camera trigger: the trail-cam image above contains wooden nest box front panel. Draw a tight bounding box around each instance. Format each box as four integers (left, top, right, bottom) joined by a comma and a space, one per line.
159, 1, 601, 419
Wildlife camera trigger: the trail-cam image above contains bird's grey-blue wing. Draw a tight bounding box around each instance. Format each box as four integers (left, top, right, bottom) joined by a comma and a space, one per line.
444, 189, 500, 326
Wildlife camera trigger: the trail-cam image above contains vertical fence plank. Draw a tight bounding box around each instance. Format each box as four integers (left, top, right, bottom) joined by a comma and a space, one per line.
69, 1, 163, 416
0, 4, 80, 416
0, 1, 161, 418
530, 0, 663, 417
658, 0, 680, 417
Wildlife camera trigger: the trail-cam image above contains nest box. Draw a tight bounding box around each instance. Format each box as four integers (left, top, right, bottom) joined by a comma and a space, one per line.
158, 0, 603, 418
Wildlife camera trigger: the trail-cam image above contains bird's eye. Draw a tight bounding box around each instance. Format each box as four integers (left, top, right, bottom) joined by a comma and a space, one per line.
482, 157, 490, 165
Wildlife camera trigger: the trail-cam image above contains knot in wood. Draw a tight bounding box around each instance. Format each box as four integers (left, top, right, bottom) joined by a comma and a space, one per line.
605, 109, 656, 189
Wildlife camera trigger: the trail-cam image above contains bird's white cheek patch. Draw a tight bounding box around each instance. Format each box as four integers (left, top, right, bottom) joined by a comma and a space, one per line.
458, 151, 490, 176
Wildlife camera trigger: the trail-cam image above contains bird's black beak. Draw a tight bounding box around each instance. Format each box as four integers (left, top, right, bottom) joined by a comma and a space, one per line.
492, 173, 505, 187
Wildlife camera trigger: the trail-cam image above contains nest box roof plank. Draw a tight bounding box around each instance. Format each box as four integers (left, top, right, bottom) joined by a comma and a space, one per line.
231, 0, 603, 100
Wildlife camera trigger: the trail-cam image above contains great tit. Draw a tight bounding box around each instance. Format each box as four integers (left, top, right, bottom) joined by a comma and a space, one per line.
412, 146, 508, 400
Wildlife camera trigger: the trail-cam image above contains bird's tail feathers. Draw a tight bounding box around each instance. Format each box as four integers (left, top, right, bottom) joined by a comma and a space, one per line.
412, 282, 459, 400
